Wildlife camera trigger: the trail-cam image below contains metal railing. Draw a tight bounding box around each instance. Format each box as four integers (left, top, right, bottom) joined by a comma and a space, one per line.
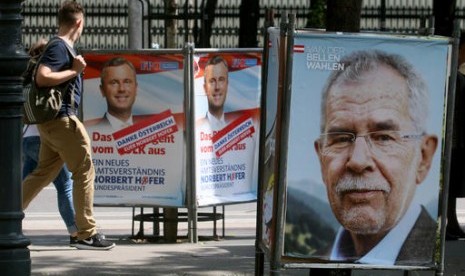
21, 0, 462, 50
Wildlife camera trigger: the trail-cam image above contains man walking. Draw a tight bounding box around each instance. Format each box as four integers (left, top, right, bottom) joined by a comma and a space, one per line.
22, 0, 114, 250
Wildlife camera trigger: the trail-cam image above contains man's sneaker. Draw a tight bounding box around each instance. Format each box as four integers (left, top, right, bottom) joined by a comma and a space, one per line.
71, 234, 105, 247
70, 236, 78, 247
75, 233, 115, 250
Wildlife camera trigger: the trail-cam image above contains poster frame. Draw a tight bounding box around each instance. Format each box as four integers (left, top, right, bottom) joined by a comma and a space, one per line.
192, 47, 263, 208
81, 48, 188, 208
257, 20, 459, 276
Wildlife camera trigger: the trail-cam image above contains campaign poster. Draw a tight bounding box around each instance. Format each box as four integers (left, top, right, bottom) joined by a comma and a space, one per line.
193, 51, 261, 206
82, 52, 186, 207
261, 28, 281, 250
283, 32, 450, 267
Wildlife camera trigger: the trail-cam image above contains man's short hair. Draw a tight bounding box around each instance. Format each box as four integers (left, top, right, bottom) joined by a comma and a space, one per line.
100, 57, 137, 85
204, 55, 229, 80
58, 0, 84, 27
320, 50, 429, 133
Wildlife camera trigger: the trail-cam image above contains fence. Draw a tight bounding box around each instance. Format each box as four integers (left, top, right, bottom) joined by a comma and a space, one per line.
21, 0, 464, 50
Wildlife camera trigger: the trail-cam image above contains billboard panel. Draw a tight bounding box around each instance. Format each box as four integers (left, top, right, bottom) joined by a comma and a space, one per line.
83, 52, 186, 207
193, 51, 261, 206
283, 32, 450, 267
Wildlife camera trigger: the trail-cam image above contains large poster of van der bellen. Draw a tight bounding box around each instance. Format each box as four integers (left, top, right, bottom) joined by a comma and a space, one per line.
83, 52, 185, 207
193, 52, 261, 206
283, 32, 449, 267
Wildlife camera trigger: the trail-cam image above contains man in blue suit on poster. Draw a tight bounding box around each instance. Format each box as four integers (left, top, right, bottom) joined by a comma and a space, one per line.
314, 49, 438, 265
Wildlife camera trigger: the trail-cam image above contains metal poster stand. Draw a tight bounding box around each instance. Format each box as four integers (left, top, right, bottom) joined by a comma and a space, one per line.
437, 21, 461, 276
270, 13, 296, 276
185, 43, 198, 243
255, 14, 459, 276
254, 11, 296, 275
255, 7, 276, 276
254, 11, 294, 276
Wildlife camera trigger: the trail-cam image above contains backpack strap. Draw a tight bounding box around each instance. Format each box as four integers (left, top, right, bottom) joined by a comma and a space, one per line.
34, 37, 78, 108
57, 38, 77, 108
61, 39, 77, 58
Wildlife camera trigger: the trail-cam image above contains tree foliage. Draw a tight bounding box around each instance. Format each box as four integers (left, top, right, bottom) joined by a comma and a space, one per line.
306, 0, 362, 32
433, 0, 456, 36
305, 0, 326, 29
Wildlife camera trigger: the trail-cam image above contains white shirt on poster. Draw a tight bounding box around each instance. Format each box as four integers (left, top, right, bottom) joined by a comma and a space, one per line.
206, 111, 227, 131
105, 112, 134, 131
330, 203, 422, 265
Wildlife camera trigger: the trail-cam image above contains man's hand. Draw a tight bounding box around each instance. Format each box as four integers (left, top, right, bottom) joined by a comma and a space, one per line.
72, 55, 87, 75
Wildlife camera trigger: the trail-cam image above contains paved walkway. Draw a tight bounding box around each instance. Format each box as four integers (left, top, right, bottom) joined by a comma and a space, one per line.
25, 202, 265, 275
22, 188, 465, 275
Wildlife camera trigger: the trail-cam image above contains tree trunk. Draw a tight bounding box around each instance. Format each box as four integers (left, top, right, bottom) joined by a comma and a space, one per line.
433, 0, 456, 36
128, 0, 143, 49
326, 0, 362, 32
239, 0, 259, 47
198, 0, 217, 48
162, 0, 179, 243
164, 0, 177, 48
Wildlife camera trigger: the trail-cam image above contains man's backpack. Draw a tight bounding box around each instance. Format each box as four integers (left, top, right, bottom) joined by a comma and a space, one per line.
22, 38, 76, 124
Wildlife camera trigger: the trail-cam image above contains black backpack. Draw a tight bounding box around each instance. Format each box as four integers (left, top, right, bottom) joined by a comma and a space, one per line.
22, 38, 75, 124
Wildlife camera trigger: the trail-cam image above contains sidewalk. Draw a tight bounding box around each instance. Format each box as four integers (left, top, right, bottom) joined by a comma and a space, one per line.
26, 231, 259, 275
23, 190, 465, 275
25, 202, 266, 276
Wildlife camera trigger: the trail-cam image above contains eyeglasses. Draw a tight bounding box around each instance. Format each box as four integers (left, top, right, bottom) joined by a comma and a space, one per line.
318, 130, 424, 157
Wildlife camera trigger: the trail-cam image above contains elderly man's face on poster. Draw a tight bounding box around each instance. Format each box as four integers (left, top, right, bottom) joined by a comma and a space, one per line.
315, 64, 437, 236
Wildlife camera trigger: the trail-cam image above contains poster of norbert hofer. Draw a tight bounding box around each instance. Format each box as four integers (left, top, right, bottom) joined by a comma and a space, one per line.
194, 51, 261, 206
82, 52, 186, 207
283, 32, 450, 266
